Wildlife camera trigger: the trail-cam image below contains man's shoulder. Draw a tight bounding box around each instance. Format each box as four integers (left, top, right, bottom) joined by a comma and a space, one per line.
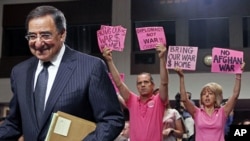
77, 51, 102, 62
66, 47, 100, 60
13, 56, 37, 69
66, 48, 104, 66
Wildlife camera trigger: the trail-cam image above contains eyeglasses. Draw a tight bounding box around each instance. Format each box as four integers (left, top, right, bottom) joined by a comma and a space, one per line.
25, 33, 53, 42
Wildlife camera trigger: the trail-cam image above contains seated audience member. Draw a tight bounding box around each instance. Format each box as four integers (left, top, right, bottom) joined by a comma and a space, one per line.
182, 115, 195, 141
175, 92, 194, 119
115, 107, 130, 141
221, 100, 234, 141
163, 105, 184, 141
114, 121, 130, 141
175, 93, 195, 141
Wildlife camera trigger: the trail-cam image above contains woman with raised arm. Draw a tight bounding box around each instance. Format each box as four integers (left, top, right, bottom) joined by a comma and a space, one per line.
174, 62, 245, 141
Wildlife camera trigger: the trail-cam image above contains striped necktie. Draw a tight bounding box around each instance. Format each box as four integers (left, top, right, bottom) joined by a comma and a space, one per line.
34, 61, 51, 127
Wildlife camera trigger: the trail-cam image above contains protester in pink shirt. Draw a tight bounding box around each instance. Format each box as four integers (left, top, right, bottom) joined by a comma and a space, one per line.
102, 43, 169, 141
174, 62, 245, 141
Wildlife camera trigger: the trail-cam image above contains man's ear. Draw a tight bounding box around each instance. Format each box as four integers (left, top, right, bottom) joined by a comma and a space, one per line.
60, 29, 67, 42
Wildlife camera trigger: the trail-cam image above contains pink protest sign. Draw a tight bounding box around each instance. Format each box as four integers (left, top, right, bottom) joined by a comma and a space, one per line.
97, 25, 127, 52
136, 26, 166, 50
108, 73, 125, 93
166, 46, 198, 70
211, 47, 243, 74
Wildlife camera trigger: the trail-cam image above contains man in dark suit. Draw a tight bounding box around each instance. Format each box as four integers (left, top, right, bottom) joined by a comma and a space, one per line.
0, 5, 124, 141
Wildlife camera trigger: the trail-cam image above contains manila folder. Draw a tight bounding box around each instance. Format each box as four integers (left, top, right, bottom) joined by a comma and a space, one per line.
45, 111, 96, 141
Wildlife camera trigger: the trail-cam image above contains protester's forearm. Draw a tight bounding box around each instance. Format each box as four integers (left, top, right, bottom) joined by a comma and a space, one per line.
107, 61, 123, 87
106, 61, 130, 101
233, 74, 241, 99
159, 57, 169, 101
179, 76, 187, 102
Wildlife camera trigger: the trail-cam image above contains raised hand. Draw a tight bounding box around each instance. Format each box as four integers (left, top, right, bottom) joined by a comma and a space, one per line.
241, 61, 245, 71
174, 67, 184, 78
155, 43, 166, 59
102, 46, 113, 62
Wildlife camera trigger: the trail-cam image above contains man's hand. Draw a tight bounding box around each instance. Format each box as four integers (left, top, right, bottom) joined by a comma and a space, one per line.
155, 43, 166, 59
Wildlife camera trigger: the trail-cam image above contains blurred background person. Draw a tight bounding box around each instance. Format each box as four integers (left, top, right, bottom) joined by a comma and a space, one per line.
175, 92, 195, 141
162, 104, 184, 141
221, 99, 234, 141
115, 120, 130, 141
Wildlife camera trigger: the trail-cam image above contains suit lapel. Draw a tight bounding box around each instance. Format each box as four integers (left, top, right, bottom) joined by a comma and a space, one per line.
25, 58, 40, 129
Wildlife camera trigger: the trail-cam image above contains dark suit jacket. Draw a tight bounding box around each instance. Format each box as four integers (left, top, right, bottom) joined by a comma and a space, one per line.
0, 46, 124, 141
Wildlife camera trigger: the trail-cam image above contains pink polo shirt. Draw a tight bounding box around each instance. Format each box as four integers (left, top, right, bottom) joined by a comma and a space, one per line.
126, 92, 166, 141
194, 106, 227, 141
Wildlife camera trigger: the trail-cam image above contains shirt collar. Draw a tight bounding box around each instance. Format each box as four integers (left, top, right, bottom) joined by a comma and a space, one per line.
137, 94, 154, 103
200, 106, 220, 112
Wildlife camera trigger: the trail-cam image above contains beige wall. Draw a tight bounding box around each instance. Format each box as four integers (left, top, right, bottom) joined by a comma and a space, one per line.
0, 0, 250, 103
